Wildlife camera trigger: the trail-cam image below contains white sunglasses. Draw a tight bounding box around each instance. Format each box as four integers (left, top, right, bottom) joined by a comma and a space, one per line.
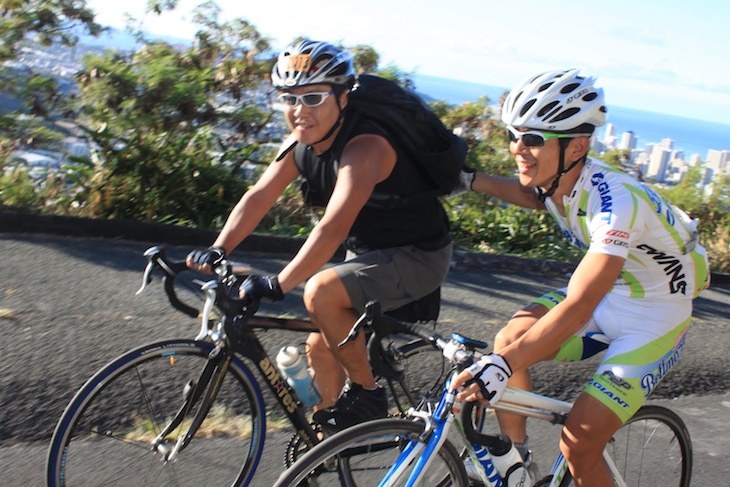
276, 91, 334, 108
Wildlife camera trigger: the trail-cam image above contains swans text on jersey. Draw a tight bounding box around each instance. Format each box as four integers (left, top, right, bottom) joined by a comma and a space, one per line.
636, 244, 687, 294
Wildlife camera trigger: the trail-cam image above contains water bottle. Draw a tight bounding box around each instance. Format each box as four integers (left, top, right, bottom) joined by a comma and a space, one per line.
489, 434, 534, 487
276, 346, 321, 407
471, 445, 502, 486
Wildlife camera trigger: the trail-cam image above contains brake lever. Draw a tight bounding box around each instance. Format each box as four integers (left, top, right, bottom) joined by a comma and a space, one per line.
338, 312, 370, 347
136, 261, 154, 295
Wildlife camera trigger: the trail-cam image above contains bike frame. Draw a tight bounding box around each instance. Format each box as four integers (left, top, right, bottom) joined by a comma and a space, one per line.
380, 383, 458, 486
135, 247, 435, 483
379, 372, 581, 487
381, 373, 638, 487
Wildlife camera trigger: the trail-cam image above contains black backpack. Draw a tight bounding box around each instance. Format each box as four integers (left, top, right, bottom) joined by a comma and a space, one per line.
292, 74, 468, 207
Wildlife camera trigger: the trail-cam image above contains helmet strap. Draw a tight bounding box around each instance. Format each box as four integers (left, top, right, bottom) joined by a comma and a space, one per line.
536, 139, 585, 202
304, 87, 347, 148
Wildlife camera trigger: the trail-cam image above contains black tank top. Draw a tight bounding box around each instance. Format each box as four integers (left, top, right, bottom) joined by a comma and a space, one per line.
295, 115, 451, 254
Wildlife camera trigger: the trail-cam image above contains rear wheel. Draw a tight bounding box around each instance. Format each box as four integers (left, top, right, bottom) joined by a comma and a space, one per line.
559, 405, 692, 487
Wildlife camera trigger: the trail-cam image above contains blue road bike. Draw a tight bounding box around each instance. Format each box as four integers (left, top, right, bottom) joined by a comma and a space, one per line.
274, 303, 692, 487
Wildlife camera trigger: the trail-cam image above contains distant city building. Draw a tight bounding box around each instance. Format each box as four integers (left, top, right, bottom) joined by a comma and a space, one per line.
647, 145, 671, 182
660, 138, 674, 150
604, 123, 616, 141
600, 123, 617, 149
706, 149, 729, 172
690, 154, 701, 166
671, 156, 686, 171
592, 138, 607, 154
619, 131, 636, 151
700, 167, 714, 186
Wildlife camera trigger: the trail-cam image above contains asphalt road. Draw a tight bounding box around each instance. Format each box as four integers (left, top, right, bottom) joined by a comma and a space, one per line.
1, 232, 729, 485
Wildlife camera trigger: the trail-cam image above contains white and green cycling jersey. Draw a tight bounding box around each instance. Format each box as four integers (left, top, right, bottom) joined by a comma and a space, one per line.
545, 158, 709, 299
536, 158, 710, 422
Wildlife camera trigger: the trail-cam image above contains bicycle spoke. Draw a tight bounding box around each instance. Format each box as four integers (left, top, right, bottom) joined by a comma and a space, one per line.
590, 406, 691, 487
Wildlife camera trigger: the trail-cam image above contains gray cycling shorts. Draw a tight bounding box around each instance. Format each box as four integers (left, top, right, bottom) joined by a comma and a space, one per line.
333, 243, 453, 314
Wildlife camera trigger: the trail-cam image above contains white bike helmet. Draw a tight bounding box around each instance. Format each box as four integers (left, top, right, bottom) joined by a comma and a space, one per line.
501, 69, 606, 132
272, 40, 356, 89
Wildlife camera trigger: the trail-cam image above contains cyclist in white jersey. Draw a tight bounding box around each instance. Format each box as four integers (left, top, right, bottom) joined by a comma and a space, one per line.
451, 69, 710, 487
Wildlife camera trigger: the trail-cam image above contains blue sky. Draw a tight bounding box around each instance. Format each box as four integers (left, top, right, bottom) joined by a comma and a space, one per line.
86, 0, 730, 126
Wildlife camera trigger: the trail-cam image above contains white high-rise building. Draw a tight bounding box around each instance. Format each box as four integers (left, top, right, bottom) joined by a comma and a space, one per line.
620, 131, 636, 151
602, 123, 617, 148
647, 145, 671, 182
706, 149, 730, 172
604, 123, 616, 140
660, 138, 674, 150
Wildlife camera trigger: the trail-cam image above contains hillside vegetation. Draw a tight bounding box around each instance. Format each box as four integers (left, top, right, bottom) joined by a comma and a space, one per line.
1, 0, 728, 272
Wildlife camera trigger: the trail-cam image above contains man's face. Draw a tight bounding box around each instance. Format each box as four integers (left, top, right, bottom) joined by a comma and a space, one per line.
278, 84, 345, 147
508, 128, 563, 189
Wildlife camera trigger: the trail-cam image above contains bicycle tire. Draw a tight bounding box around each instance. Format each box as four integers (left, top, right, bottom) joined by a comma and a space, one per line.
558, 404, 692, 487
46, 339, 266, 487
273, 417, 469, 487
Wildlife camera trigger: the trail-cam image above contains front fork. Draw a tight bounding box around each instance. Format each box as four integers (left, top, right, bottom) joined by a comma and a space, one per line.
151, 347, 232, 461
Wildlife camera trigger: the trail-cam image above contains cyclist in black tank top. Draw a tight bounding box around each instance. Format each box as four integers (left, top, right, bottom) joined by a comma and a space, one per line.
187, 40, 452, 432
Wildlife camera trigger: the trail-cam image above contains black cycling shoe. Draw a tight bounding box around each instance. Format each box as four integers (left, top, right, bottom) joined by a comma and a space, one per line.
313, 382, 388, 433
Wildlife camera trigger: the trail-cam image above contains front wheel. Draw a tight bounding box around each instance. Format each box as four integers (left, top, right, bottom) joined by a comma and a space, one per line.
559, 404, 692, 487
46, 339, 266, 487
274, 417, 469, 487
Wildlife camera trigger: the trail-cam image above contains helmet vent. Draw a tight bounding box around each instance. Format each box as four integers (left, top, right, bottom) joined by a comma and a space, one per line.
550, 107, 580, 122
542, 106, 563, 122
509, 91, 523, 113
537, 101, 559, 117
501, 69, 606, 131
560, 82, 581, 94
519, 98, 537, 117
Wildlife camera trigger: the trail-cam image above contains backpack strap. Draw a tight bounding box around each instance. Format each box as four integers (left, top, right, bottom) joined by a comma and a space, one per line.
292, 107, 454, 210
292, 109, 360, 176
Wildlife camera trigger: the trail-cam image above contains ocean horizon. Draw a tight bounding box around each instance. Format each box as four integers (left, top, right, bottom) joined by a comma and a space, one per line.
412, 73, 729, 159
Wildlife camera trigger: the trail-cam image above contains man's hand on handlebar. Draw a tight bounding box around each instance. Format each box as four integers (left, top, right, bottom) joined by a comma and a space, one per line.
186, 246, 226, 273
239, 275, 285, 303
453, 353, 512, 405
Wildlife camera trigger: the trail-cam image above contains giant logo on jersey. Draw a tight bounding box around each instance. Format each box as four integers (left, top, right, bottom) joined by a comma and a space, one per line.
590, 172, 613, 221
